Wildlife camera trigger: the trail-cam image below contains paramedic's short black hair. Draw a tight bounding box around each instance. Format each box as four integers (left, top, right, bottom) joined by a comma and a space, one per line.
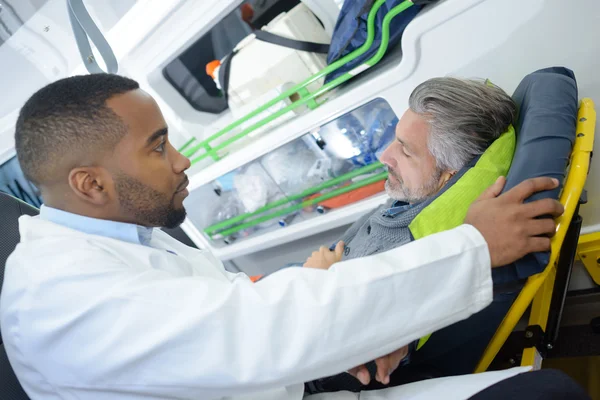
15, 73, 140, 186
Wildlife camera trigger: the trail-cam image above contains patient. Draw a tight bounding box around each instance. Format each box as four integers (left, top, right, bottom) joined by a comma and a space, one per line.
304, 77, 518, 394
306, 77, 516, 265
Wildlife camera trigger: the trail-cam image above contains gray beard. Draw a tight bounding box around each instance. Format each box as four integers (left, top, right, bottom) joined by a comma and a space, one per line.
384, 167, 442, 203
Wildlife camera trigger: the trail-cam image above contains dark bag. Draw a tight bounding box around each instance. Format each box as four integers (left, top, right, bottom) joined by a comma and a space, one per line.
325, 0, 433, 83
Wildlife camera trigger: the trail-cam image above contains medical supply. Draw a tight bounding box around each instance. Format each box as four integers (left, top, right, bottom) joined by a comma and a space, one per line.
278, 213, 297, 227
207, 188, 259, 243
195, 99, 398, 242
320, 99, 398, 167
214, 171, 237, 193
213, 191, 243, 226
232, 163, 279, 213
260, 136, 331, 196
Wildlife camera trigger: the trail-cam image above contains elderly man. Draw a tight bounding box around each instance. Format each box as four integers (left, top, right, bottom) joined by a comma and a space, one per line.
307, 77, 516, 265
304, 77, 523, 393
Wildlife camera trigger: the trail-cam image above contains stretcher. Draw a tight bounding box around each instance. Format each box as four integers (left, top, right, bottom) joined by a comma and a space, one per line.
476, 98, 597, 372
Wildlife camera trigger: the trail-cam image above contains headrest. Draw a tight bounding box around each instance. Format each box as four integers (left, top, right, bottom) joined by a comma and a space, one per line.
501, 67, 578, 282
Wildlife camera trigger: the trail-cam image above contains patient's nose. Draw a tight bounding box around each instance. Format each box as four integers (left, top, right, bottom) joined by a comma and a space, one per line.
379, 145, 398, 169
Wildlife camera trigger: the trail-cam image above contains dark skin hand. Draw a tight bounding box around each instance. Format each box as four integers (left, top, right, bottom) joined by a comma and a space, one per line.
465, 176, 563, 267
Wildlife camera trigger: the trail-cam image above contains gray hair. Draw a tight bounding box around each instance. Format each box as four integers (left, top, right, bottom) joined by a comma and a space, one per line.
408, 77, 516, 172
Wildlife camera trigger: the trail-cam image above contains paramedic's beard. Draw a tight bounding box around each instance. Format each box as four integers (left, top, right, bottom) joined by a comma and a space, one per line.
385, 167, 442, 203
114, 173, 187, 229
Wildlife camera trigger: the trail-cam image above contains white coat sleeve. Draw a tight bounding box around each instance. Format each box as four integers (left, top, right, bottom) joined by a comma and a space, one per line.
48, 224, 492, 398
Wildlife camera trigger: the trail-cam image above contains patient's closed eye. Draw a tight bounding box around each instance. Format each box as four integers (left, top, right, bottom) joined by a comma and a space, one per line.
396, 138, 411, 157
400, 143, 411, 157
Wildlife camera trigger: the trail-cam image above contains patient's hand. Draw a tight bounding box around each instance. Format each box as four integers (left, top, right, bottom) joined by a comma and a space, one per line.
348, 346, 409, 386
303, 241, 345, 270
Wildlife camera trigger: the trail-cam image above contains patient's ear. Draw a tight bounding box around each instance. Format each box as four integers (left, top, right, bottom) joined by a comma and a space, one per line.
440, 170, 457, 186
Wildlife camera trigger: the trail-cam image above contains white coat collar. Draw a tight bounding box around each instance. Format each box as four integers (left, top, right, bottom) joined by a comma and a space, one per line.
39, 205, 153, 246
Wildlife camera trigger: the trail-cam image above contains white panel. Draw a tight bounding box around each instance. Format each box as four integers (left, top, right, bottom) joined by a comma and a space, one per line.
229, 225, 350, 276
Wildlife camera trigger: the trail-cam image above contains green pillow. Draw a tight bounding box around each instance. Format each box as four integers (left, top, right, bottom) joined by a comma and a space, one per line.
411, 125, 516, 350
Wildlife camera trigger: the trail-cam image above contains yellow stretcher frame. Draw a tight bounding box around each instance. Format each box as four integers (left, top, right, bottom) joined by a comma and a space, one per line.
475, 98, 597, 373
577, 232, 600, 286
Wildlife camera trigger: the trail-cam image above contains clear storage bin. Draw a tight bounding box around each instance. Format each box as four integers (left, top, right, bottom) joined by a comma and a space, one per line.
184, 97, 398, 245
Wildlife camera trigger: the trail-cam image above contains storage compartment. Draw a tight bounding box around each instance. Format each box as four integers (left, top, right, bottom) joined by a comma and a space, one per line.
183, 97, 397, 247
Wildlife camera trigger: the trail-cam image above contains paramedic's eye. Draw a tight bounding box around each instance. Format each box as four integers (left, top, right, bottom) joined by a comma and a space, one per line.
154, 141, 166, 154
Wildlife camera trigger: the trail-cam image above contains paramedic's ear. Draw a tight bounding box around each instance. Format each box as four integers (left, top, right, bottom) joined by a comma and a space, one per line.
68, 167, 111, 205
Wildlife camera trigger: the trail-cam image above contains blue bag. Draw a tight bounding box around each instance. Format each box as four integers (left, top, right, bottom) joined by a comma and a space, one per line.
325, 0, 431, 83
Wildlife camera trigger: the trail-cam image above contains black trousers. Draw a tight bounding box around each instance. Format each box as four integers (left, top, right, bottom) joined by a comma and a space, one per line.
468, 369, 590, 400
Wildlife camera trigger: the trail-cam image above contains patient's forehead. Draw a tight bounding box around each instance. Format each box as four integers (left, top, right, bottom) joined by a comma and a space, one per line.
395, 109, 430, 156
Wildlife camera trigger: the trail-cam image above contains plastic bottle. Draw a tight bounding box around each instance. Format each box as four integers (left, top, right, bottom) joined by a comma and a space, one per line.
278, 213, 297, 227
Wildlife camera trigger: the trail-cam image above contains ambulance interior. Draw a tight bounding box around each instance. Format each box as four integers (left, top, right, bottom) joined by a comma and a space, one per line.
1, 0, 600, 397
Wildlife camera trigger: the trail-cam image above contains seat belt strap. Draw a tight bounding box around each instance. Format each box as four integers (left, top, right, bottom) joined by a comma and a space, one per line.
253, 30, 330, 54
67, 0, 119, 74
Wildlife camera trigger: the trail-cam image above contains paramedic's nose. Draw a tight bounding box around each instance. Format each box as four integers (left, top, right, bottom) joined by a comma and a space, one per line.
379, 143, 398, 169
173, 147, 191, 174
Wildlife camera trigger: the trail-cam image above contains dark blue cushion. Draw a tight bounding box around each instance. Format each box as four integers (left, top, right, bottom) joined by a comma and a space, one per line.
494, 67, 578, 284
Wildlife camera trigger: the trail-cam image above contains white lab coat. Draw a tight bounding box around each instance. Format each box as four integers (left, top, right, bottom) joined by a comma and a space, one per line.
1, 216, 526, 400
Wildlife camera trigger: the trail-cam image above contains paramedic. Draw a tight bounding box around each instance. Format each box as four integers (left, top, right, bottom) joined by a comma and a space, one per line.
302, 78, 525, 391
0, 74, 573, 400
